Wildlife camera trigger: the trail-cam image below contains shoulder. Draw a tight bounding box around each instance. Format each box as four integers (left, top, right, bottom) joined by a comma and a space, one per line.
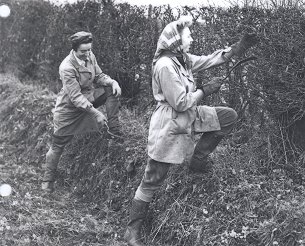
59, 54, 75, 72
153, 57, 180, 80
154, 56, 177, 72
156, 56, 175, 66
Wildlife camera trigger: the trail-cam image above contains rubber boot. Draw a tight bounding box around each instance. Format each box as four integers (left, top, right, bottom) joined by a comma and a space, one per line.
124, 199, 149, 246
190, 132, 223, 174
41, 147, 63, 193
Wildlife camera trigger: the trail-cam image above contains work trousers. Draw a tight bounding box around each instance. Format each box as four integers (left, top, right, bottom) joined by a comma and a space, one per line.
135, 106, 237, 202
42, 87, 120, 182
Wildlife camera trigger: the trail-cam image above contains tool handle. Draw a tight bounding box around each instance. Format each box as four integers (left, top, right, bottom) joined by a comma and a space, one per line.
223, 56, 258, 81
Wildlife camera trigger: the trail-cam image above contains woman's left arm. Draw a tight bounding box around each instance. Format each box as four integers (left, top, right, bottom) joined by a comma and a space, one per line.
188, 48, 232, 74
189, 33, 259, 73
92, 53, 121, 96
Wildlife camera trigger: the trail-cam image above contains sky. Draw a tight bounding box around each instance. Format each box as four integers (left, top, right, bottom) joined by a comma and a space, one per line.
52, 0, 234, 7
120, 0, 233, 7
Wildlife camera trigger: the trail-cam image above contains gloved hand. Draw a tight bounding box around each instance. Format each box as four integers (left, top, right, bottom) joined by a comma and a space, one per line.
88, 106, 107, 128
231, 33, 259, 57
197, 77, 223, 97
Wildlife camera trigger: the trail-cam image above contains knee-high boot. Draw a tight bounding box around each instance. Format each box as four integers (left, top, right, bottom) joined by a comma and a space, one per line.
190, 132, 223, 173
41, 147, 63, 192
124, 199, 149, 246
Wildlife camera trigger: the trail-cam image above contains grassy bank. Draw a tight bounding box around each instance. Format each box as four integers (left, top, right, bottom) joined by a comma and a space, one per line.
0, 73, 127, 245
1, 73, 305, 246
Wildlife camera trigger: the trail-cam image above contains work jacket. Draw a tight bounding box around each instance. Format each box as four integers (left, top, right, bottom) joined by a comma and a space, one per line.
147, 49, 230, 164
53, 50, 115, 136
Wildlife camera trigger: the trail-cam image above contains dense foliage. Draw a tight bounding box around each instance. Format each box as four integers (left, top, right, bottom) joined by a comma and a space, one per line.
1, 1, 305, 245
1, 72, 305, 246
1, 1, 305, 157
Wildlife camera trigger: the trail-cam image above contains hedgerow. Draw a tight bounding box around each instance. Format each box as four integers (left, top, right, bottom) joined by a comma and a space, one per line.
1, 74, 305, 245
2, 1, 305, 159
1, 0, 305, 245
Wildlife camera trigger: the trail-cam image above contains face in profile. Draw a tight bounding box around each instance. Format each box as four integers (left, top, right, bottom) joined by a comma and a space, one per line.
180, 27, 193, 53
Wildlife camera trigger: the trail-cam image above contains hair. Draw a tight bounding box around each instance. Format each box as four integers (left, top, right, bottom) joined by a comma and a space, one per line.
72, 37, 93, 51
176, 16, 193, 34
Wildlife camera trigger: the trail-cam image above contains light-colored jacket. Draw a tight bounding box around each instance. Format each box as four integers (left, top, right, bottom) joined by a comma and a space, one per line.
147, 50, 230, 164
53, 50, 115, 136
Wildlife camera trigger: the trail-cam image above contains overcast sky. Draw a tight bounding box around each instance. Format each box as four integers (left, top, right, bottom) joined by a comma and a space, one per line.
52, 0, 235, 7
120, 0, 233, 6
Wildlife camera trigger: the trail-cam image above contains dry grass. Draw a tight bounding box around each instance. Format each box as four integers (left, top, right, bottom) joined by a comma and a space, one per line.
0, 73, 126, 246
1, 73, 305, 246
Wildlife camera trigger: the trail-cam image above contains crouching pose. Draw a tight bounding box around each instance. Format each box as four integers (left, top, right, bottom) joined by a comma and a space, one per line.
41, 31, 122, 193
124, 16, 258, 246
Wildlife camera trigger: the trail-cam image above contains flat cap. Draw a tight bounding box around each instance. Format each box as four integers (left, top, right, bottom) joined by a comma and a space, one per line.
69, 31, 93, 45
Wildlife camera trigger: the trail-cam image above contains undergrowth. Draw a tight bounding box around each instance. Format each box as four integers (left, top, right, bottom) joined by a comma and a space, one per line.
1, 73, 305, 246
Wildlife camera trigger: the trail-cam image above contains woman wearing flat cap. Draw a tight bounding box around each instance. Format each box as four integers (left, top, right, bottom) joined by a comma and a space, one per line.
124, 16, 258, 246
41, 31, 122, 193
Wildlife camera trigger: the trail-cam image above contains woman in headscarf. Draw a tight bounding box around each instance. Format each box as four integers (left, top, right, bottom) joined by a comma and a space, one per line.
124, 16, 258, 246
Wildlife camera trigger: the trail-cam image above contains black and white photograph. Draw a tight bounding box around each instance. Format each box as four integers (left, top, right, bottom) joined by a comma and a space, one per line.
1, 0, 305, 245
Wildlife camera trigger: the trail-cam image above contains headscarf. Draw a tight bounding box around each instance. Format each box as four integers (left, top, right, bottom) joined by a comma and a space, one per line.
152, 16, 193, 68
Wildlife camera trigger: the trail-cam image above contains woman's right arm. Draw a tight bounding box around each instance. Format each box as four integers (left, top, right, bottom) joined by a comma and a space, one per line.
60, 67, 92, 111
158, 64, 203, 112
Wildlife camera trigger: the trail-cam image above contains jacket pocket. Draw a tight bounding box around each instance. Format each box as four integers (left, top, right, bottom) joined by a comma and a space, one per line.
170, 109, 191, 135
194, 106, 221, 133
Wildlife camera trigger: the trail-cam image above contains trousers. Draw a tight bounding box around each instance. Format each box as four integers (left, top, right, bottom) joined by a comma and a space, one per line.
42, 87, 120, 182
135, 106, 237, 202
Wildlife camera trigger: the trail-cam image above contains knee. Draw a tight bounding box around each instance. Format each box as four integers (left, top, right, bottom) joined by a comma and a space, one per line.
104, 86, 120, 99
219, 107, 238, 127
144, 160, 170, 186
145, 173, 165, 186
217, 108, 238, 136
51, 135, 72, 152
104, 86, 112, 95
228, 108, 238, 125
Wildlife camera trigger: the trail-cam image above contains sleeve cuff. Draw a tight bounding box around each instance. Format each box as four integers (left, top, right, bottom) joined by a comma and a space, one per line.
222, 47, 233, 61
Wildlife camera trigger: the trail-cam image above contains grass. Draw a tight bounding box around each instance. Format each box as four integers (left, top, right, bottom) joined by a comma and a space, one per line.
0, 73, 126, 246
0, 150, 125, 246
1, 73, 305, 246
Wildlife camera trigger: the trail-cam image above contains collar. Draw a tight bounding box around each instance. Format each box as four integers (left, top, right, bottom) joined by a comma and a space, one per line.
69, 50, 89, 72
161, 50, 186, 69
73, 51, 86, 67
161, 50, 182, 58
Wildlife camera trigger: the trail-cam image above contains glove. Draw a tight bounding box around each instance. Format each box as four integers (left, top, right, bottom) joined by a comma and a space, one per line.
197, 77, 223, 97
88, 106, 107, 128
231, 33, 259, 57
